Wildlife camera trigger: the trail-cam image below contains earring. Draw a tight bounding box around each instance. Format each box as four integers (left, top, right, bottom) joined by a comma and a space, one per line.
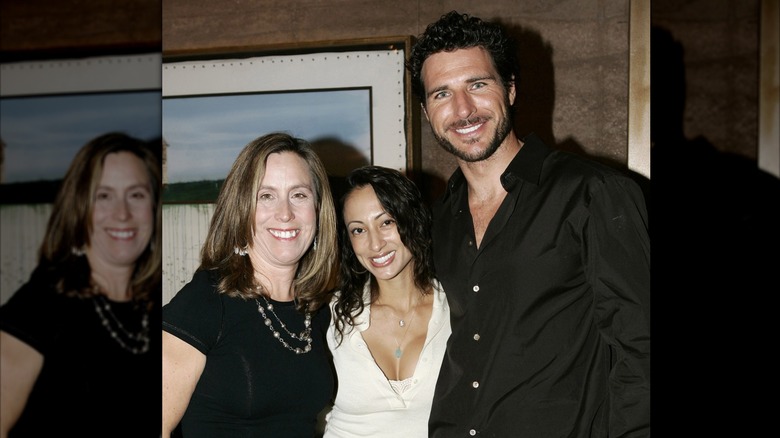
312, 237, 318, 251
350, 263, 367, 275
71, 246, 85, 256
234, 246, 247, 256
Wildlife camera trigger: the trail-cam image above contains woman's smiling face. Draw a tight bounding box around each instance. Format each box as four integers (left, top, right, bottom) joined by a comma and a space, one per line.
87, 151, 154, 269
343, 185, 414, 282
249, 151, 317, 269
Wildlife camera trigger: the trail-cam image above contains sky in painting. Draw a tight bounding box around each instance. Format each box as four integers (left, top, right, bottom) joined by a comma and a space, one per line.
162, 88, 371, 183
0, 91, 162, 183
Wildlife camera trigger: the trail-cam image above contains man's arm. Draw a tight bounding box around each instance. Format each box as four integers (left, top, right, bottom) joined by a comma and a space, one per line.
588, 175, 651, 437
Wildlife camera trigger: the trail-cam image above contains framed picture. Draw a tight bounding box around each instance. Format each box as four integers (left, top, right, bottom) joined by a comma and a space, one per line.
0, 54, 163, 204
161, 36, 419, 204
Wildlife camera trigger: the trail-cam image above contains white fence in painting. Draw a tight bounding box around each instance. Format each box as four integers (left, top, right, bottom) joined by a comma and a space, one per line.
0, 203, 213, 306
0, 204, 51, 304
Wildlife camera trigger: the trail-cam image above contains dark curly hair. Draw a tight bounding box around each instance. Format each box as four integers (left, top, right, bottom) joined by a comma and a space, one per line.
332, 166, 435, 343
407, 10, 518, 106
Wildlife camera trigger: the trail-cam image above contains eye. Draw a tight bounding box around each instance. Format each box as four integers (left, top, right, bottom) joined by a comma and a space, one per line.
349, 226, 365, 236
471, 81, 488, 90
95, 191, 111, 201
381, 218, 396, 227
432, 90, 451, 100
130, 190, 148, 199
257, 192, 274, 201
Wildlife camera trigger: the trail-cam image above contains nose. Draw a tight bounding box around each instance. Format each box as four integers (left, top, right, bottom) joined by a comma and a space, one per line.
453, 91, 477, 119
369, 231, 386, 252
115, 198, 130, 220
276, 199, 294, 222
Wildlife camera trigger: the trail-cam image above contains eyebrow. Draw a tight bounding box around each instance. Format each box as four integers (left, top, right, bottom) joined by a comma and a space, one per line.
96, 183, 151, 191
346, 210, 388, 227
258, 183, 313, 191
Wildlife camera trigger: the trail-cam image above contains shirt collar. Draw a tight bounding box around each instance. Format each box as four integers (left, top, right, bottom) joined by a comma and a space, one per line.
443, 132, 552, 200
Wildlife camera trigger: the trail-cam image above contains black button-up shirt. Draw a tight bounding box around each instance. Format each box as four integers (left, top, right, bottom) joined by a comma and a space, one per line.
428, 134, 651, 437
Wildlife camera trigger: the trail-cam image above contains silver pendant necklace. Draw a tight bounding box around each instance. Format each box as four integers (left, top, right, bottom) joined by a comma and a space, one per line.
255, 295, 313, 354
396, 307, 416, 327
392, 305, 419, 359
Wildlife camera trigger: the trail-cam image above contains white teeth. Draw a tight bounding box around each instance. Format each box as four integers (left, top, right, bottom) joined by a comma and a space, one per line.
108, 230, 135, 239
270, 229, 299, 239
456, 124, 480, 134
372, 251, 394, 264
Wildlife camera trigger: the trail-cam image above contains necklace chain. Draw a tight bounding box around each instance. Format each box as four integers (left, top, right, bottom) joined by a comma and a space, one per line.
255, 296, 313, 354
382, 303, 417, 328
92, 295, 150, 354
393, 309, 417, 359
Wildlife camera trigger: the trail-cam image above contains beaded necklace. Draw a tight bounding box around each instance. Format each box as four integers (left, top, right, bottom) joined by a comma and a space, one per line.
255, 295, 313, 354
92, 294, 150, 354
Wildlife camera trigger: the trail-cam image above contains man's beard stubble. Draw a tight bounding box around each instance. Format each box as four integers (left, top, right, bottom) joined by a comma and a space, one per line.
431, 98, 514, 163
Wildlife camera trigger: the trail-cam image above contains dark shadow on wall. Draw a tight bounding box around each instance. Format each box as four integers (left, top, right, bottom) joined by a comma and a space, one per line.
415, 168, 448, 208
504, 22, 651, 212
311, 133, 447, 209
650, 25, 780, 436
310, 136, 370, 209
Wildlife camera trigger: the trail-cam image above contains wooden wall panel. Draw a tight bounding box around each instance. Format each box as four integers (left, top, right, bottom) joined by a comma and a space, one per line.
1, 0, 161, 55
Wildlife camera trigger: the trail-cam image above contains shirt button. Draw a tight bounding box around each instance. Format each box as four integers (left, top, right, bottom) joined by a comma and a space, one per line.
469, 429, 477, 436
472, 381, 479, 388
473, 333, 480, 341
468, 240, 474, 246
472, 285, 479, 292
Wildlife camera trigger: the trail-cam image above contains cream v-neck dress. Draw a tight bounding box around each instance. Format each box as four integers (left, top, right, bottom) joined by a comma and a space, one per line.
323, 280, 451, 438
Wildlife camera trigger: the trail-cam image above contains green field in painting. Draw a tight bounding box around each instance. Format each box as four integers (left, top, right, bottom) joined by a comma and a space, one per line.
163, 180, 223, 203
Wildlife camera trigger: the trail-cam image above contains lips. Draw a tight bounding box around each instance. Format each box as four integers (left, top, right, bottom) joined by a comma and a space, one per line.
454, 123, 483, 134
371, 250, 395, 266
106, 228, 137, 240
269, 229, 300, 240
451, 116, 487, 136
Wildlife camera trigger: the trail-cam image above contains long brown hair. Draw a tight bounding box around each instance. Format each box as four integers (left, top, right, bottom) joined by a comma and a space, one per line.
38, 132, 162, 308
199, 132, 338, 312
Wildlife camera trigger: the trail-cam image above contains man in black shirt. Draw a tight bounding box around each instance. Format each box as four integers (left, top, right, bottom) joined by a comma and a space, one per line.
407, 11, 650, 437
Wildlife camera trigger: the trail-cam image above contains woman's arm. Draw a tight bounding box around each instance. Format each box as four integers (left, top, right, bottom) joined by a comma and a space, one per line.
162, 331, 206, 438
0, 331, 44, 438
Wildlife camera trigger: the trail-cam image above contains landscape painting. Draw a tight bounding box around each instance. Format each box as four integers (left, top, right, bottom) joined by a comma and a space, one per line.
162, 88, 372, 203
0, 90, 162, 204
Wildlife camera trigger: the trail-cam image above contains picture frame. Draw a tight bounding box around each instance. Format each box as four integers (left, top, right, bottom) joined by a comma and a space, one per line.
161, 36, 419, 204
0, 54, 163, 204
160, 37, 419, 303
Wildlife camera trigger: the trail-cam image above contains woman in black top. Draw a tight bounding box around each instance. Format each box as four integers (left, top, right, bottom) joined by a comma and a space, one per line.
162, 132, 339, 437
0, 133, 162, 438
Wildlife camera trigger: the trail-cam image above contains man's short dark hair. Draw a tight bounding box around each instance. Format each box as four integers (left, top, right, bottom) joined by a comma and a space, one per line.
406, 11, 518, 104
